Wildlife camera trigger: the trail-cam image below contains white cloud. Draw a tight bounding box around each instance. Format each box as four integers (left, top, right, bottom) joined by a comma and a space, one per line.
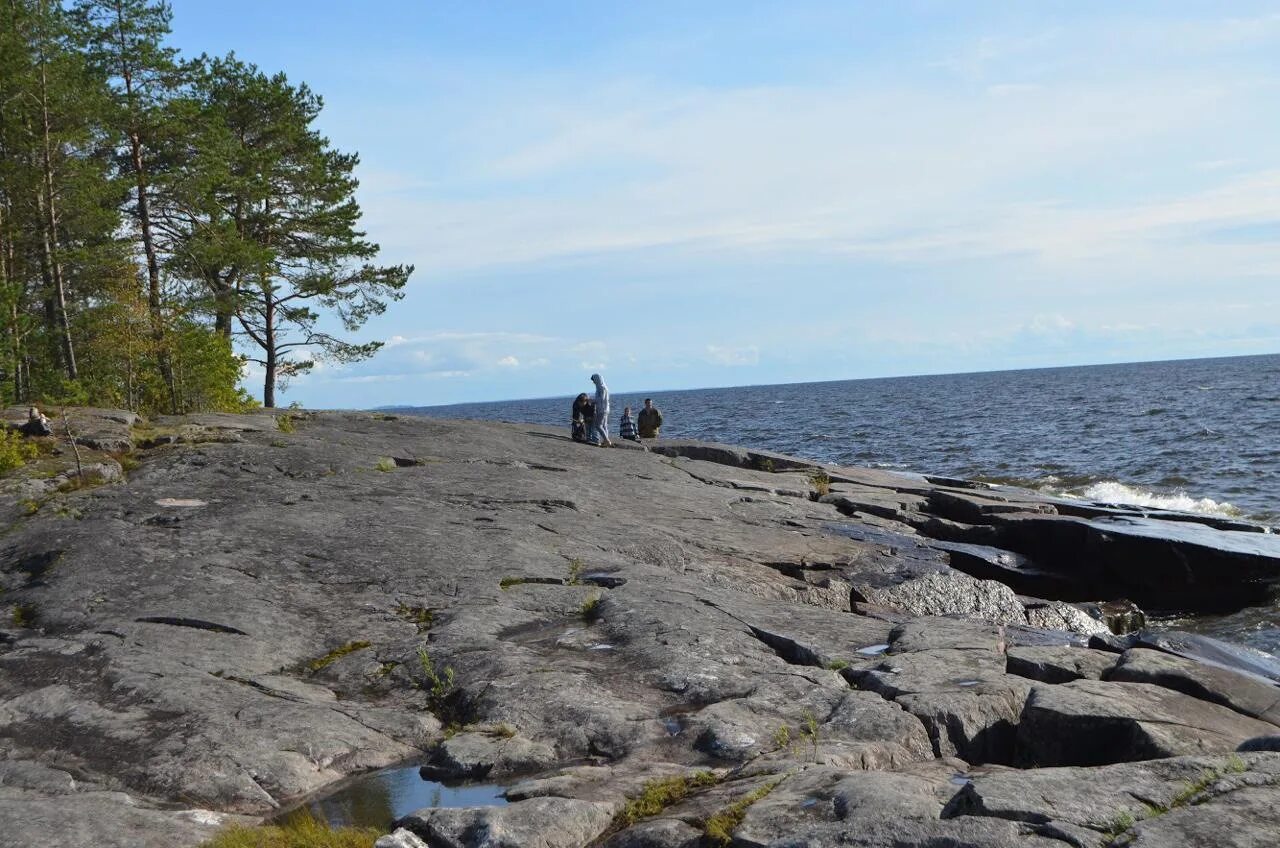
496, 355, 520, 367
706, 344, 760, 366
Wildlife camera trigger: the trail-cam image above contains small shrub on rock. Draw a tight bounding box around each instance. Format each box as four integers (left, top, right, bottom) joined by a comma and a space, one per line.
0, 429, 39, 475
809, 471, 832, 499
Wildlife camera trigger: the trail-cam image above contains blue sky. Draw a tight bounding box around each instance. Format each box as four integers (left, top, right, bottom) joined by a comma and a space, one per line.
166, 2, 1280, 407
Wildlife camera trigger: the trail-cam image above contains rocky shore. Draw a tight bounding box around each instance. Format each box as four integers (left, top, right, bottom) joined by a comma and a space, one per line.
2, 409, 1279, 847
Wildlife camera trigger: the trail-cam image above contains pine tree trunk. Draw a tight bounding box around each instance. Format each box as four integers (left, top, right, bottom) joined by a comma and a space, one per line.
114, 0, 177, 412
263, 291, 275, 407
0, 207, 20, 402
36, 40, 77, 380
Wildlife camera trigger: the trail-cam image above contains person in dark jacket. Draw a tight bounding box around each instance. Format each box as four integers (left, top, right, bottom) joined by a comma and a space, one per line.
570, 393, 593, 442
637, 398, 663, 438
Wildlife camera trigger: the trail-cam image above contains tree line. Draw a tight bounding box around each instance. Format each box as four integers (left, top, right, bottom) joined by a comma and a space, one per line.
0, 0, 412, 413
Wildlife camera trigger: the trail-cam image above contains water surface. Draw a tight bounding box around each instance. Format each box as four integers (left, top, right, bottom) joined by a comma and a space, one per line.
277, 765, 507, 830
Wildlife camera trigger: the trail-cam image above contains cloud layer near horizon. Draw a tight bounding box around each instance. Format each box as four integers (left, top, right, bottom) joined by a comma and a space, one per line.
169, 2, 1280, 406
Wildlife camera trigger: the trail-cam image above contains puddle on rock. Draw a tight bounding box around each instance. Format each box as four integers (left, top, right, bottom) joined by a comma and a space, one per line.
276, 765, 508, 830
856, 644, 890, 656
949, 773, 972, 786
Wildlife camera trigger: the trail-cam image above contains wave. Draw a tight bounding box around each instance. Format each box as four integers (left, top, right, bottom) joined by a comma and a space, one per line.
1076, 481, 1243, 517
977, 474, 1246, 519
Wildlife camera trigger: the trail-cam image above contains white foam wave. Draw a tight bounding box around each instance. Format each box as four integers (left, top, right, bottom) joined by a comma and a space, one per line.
1077, 481, 1243, 518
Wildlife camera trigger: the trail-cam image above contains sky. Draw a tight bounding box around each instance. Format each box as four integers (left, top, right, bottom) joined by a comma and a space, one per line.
166, 1, 1280, 408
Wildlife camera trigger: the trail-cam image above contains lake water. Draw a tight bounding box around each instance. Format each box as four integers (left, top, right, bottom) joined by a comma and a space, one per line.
391, 353, 1280, 654
276, 765, 507, 829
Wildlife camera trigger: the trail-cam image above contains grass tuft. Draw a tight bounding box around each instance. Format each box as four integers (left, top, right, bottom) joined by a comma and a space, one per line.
566, 556, 585, 586
395, 603, 435, 631
499, 576, 527, 590
12, 603, 38, 628
581, 592, 603, 621
617, 771, 720, 827
374, 456, 396, 473
275, 414, 297, 434
1102, 809, 1137, 840
825, 659, 849, 671
771, 725, 790, 749
417, 647, 457, 714
306, 640, 372, 673
809, 471, 832, 499
198, 813, 379, 848
796, 709, 820, 762
704, 777, 784, 846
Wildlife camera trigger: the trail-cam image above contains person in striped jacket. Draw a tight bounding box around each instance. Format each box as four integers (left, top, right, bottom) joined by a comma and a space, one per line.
619, 406, 639, 441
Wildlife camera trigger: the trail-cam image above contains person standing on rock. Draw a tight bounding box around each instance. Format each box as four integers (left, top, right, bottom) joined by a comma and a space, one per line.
589, 373, 611, 447
638, 398, 663, 439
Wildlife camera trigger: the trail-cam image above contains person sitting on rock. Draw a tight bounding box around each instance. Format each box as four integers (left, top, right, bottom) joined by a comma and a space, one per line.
638, 398, 663, 439
21, 406, 52, 437
570, 393, 593, 443
619, 406, 639, 441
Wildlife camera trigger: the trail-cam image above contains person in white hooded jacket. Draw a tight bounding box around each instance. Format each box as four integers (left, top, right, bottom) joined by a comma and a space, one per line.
589, 373, 611, 447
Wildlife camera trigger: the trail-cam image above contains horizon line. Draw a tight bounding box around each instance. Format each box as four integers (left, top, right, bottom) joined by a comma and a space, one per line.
360, 349, 1280, 412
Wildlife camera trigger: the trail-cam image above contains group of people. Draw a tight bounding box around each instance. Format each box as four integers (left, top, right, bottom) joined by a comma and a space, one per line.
571, 373, 663, 447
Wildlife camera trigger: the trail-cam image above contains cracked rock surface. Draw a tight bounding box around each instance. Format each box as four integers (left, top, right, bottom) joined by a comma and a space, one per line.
1, 410, 1279, 847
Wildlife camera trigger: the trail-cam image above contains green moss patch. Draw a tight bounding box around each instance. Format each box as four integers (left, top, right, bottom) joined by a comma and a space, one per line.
617, 771, 720, 827
306, 640, 372, 672
704, 777, 784, 846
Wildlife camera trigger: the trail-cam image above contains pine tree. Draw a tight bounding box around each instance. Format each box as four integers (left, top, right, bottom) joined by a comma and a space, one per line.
174, 55, 411, 407
1, 0, 120, 402
72, 0, 181, 411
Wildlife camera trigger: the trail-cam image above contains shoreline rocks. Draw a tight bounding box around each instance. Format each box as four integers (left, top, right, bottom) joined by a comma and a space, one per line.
1, 410, 1278, 847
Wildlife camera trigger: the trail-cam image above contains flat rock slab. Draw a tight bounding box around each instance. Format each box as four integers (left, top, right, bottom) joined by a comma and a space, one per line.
944, 752, 1280, 840
398, 796, 618, 848
1005, 646, 1118, 684
1111, 647, 1280, 726
1017, 679, 1278, 766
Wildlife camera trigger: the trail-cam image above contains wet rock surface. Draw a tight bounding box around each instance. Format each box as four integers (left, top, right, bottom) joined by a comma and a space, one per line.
0, 411, 1278, 846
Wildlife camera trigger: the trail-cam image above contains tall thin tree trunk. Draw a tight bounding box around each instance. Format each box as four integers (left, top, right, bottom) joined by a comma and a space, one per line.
35, 22, 77, 379
263, 291, 275, 407
114, 0, 177, 412
0, 205, 20, 402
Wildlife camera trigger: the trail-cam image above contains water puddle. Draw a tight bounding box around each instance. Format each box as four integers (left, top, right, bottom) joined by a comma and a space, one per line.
949, 773, 972, 786
856, 644, 890, 655
276, 764, 508, 830
954, 679, 981, 688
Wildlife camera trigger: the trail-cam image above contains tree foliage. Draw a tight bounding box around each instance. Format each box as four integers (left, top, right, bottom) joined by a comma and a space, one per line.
0, 1, 408, 413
